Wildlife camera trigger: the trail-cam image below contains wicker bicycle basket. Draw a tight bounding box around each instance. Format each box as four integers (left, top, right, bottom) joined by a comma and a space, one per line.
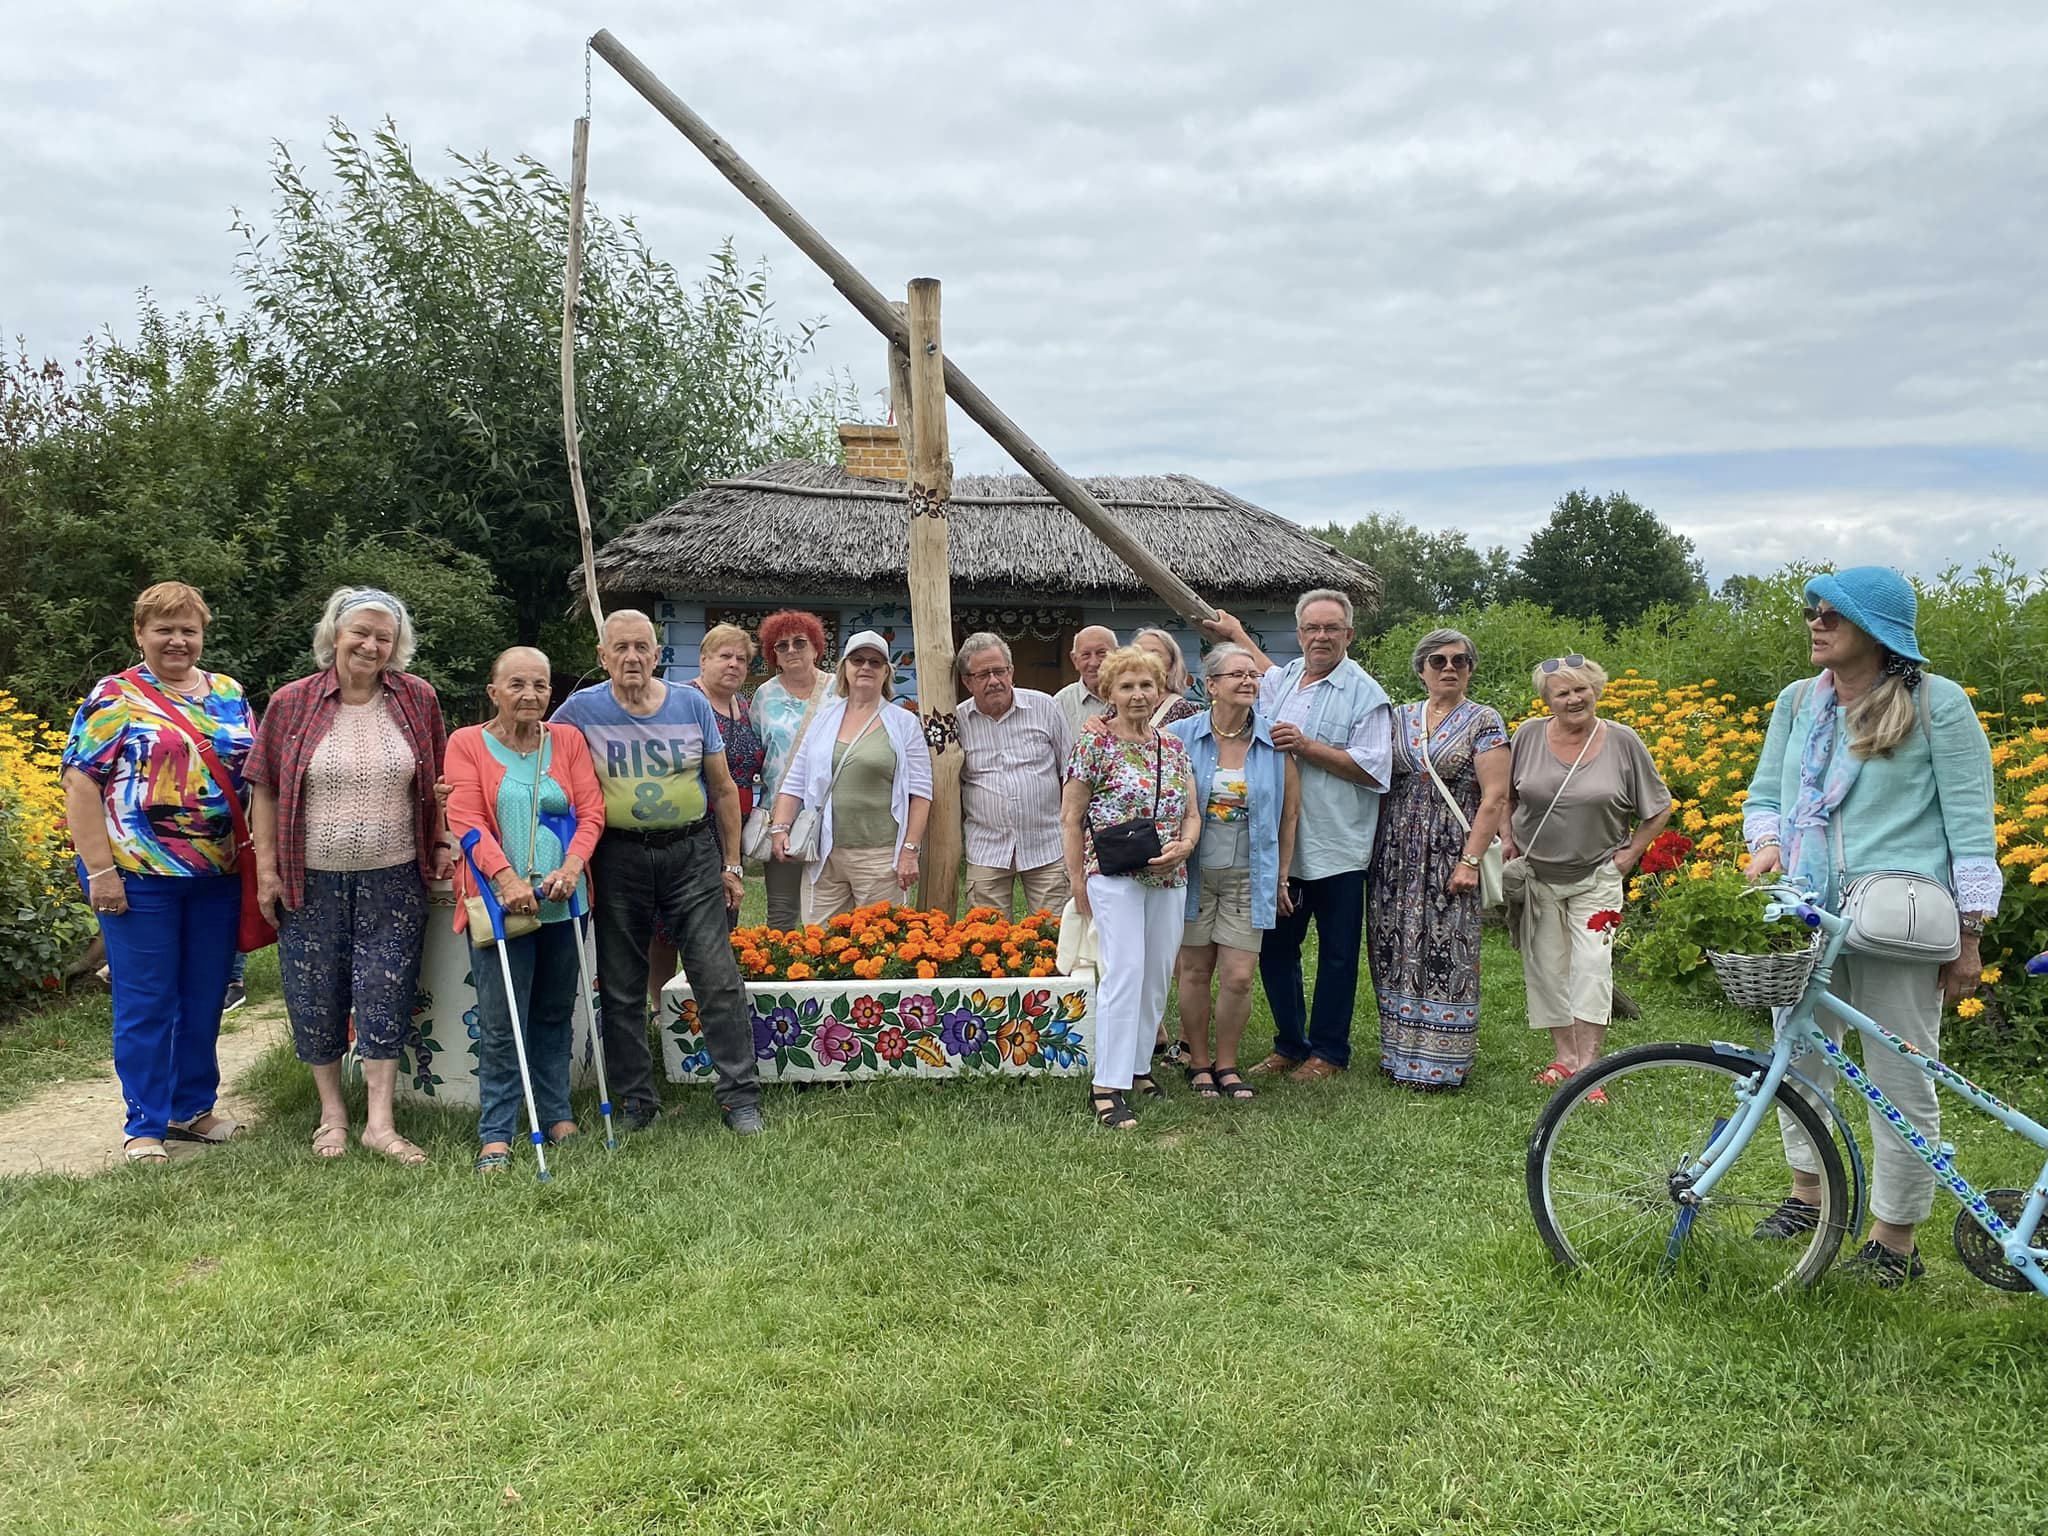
1705, 934, 1823, 1009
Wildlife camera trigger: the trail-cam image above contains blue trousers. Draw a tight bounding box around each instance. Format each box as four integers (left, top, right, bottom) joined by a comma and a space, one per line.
1258, 867, 1367, 1069
469, 919, 579, 1146
92, 869, 242, 1139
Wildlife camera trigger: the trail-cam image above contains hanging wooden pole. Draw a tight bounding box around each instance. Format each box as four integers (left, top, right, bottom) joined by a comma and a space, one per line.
561, 114, 605, 641
587, 29, 1217, 626
903, 279, 962, 916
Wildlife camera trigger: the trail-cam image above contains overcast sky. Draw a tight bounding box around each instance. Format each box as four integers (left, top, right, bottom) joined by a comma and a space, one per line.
6, 0, 2045, 581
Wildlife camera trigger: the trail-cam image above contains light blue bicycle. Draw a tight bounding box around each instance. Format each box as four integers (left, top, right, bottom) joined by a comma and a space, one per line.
1526, 883, 2048, 1293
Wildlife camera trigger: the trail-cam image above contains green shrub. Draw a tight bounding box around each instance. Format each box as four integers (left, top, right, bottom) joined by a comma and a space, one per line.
1621, 862, 1814, 995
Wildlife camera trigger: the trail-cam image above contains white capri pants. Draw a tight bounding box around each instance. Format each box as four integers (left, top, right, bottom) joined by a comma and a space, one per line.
1087, 874, 1183, 1091
1779, 951, 1945, 1226
1519, 864, 1626, 1030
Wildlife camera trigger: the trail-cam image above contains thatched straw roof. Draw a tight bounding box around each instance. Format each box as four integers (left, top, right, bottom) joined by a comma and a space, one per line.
590, 460, 1379, 608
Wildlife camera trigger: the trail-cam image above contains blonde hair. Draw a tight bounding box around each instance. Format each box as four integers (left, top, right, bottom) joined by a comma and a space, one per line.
836, 644, 895, 700
1096, 645, 1166, 699
133, 581, 212, 631
700, 622, 756, 662
1534, 657, 1609, 704
1846, 674, 1918, 759
1131, 627, 1190, 694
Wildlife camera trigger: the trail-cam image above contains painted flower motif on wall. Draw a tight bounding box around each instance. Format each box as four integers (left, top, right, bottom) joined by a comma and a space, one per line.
851, 994, 886, 1030
995, 1015, 1039, 1066
814, 1017, 859, 1065
940, 1007, 990, 1058
875, 1025, 908, 1063
900, 993, 938, 1035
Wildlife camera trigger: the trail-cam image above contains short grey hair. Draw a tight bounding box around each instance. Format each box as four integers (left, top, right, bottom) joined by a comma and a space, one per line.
955, 632, 1012, 681
1202, 642, 1258, 680
1295, 588, 1355, 628
312, 586, 417, 672
1411, 628, 1478, 677
1131, 626, 1190, 692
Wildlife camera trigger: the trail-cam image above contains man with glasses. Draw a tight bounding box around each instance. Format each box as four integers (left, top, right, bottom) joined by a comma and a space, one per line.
953, 632, 1076, 916
1203, 590, 1391, 1080
1053, 625, 1119, 735
552, 609, 765, 1135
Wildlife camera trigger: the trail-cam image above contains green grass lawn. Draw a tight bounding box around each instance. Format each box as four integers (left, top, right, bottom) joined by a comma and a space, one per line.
2, 935, 2045, 1533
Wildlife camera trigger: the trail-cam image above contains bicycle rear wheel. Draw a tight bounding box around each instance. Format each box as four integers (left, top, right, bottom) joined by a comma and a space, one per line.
1526, 1042, 1851, 1292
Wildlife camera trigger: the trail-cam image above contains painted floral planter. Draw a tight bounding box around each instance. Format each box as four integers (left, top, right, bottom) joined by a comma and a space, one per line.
659, 971, 1096, 1084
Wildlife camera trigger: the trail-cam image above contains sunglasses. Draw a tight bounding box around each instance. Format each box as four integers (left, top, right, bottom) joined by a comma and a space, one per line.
1424, 654, 1474, 672
773, 637, 812, 652
1538, 655, 1587, 674
846, 654, 887, 669
1801, 605, 1842, 631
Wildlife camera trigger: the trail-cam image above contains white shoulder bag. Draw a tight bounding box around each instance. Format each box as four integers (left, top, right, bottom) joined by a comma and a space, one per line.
1829, 680, 1961, 964
743, 682, 826, 862
1420, 722, 1505, 909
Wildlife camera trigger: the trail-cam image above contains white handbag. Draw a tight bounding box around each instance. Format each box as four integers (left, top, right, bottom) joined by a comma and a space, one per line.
1419, 717, 1504, 907
1826, 682, 1960, 964
753, 681, 828, 863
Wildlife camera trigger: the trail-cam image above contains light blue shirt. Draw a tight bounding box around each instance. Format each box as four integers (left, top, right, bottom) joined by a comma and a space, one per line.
1258, 657, 1391, 879
1172, 711, 1287, 930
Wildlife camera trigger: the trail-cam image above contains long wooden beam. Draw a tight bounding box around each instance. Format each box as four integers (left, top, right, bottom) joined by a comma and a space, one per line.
561, 114, 605, 641
905, 279, 962, 916
588, 28, 1217, 626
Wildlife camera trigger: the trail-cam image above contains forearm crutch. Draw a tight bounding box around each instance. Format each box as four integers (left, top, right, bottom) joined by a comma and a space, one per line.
539, 808, 616, 1150
460, 830, 551, 1182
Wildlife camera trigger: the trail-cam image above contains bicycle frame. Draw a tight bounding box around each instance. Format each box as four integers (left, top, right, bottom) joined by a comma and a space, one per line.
1680, 887, 2048, 1296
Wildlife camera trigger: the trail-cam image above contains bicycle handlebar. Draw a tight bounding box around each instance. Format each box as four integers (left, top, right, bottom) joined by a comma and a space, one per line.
2028, 952, 2048, 978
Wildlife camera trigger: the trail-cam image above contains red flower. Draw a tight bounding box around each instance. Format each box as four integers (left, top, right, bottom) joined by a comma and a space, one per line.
1639, 830, 1695, 876
1587, 909, 1624, 934
875, 1026, 908, 1063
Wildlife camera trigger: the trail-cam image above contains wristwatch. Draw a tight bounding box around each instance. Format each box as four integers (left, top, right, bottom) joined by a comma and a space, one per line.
902, 842, 921, 853
723, 863, 744, 877
1959, 914, 1986, 937
1459, 854, 1482, 869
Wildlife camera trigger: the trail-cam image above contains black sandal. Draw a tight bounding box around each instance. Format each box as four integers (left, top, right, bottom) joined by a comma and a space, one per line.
1187, 1066, 1221, 1099
1130, 1073, 1166, 1099
1090, 1089, 1138, 1130
1213, 1067, 1256, 1101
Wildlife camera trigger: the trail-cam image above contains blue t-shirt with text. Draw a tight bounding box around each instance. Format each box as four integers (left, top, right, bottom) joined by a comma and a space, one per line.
552, 681, 726, 831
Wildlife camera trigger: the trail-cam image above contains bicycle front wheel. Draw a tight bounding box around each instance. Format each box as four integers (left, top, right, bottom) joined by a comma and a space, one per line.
1526, 1042, 1850, 1292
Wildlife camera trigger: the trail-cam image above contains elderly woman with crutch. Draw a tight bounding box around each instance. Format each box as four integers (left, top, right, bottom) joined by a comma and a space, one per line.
444, 647, 605, 1176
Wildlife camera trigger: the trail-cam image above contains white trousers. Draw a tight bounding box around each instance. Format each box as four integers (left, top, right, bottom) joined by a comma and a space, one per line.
1778, 951, 1945, 1226
1087, 875, 1183, 1091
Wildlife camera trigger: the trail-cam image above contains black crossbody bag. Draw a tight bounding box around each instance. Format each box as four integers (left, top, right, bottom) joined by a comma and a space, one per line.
1093, 734, 1164, 876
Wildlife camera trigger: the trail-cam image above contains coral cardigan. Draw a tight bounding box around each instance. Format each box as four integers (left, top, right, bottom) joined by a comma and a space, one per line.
443, 722, 605, 935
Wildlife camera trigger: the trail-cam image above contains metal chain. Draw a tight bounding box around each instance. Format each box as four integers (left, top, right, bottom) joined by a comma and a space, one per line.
583, 41, 593, 122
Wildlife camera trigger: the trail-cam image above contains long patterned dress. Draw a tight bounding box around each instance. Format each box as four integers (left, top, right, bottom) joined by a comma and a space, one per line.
1366, 700, 1508, 1088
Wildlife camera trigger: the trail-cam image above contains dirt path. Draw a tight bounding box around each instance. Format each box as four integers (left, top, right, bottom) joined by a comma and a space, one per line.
0, 1002, 289, 1178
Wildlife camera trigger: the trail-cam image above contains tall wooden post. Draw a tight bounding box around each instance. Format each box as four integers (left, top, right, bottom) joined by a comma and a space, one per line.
904, 279, 962, 916
560, 115, 605, 642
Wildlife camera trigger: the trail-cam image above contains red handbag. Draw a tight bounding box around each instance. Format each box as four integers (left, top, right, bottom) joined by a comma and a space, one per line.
124, 670, 278, 954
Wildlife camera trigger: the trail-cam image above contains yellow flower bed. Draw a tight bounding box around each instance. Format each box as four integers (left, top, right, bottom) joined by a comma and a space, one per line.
0, 689, 95, 994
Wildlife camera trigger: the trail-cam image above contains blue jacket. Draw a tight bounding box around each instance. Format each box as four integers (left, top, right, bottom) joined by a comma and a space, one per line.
1171, 711, 1287, 930
1745, 673, 2000, 914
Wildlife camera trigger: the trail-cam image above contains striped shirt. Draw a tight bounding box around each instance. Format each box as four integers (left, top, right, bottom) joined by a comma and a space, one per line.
955, 687, 1075, 871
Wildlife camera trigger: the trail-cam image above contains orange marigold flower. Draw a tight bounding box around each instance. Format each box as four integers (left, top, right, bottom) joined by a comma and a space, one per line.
916, 960, 938, 979
786, 962, 813, 981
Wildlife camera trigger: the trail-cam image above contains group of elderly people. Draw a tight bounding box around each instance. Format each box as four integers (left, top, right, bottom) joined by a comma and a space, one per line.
65, 567, 1999, 1280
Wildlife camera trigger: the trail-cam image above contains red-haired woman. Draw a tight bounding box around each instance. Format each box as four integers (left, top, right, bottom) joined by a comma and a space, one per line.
751, 609, 838, 929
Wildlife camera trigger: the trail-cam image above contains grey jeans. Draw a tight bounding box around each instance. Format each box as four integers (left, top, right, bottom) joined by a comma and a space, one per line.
589, 824, 759, 1113
1778, 950, 1944, 1226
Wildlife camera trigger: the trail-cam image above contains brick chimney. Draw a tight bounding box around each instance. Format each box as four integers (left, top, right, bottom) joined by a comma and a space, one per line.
839, 421, 909, 483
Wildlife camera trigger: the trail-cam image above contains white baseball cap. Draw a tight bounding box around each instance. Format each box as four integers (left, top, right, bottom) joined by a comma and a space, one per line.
840, 629, 891, 662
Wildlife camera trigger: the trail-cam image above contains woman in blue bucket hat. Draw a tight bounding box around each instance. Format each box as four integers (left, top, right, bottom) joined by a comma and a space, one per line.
1743, 565, 2000, 1287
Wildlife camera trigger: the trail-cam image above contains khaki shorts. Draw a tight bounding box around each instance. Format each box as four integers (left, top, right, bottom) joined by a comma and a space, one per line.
1184, 864, 1257, 953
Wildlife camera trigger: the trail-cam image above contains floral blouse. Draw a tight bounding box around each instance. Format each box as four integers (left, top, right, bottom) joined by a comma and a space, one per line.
1066, 729, 1194, 889
62, 667, 255, 877
753, 671, 839, 803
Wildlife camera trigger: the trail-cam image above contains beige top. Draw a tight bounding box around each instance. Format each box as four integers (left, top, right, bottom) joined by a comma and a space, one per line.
1509, 718, 1671, 884
305, 700, 418, 872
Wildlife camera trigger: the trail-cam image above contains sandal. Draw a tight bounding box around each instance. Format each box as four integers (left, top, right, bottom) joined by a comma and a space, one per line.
1533, 1061, 1573, 1089
1188, 1067, 1221, 1099
1130, 1074, 1165, 1099
361, 1130, 430, 1166
310, 1123, 349, 1160
1213, 1067, 1257, 1102
123, 1136, 169, 1164
473, 1148, 512, 1175
166, 1111, 244, 1144
1089, 1089, 1138, 1130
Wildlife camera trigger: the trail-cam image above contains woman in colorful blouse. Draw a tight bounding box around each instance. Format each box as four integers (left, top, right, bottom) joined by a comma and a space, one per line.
246, 588, 451, 1165
1170, 643, 1299, 1102
1061, 645, 1201, 1129
751, 609, 837, 930
444, 647, 606, 1175
61, 582, 255, 1164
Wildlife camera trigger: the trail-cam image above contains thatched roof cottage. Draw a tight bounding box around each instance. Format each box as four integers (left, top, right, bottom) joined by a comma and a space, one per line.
590, 425, 1379, 697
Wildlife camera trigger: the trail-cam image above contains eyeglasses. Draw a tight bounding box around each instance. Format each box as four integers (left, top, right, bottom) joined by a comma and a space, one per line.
1538, 655, 1587, 674
1213, 669, 1261, 685
1300, 623, 1349, 638
847, 655, 886, 669
1801, 605, 1842, 631
773, 637, 812, 653
965, 666, 1013, 683
1424, 654, 1474, 673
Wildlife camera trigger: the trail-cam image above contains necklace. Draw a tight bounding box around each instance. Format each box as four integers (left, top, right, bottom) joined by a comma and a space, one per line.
488, 719, 542, 756
1212, 714, 1253, 740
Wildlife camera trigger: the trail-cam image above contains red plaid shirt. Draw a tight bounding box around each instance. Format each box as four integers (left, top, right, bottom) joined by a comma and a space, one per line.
244, 668, 448, 909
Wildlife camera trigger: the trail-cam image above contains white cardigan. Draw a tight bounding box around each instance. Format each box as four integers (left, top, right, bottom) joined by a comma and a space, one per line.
780, 698, 934, 880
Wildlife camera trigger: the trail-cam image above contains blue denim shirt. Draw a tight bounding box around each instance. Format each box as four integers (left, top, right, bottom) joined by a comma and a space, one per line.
1172, 711, 1287, 930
